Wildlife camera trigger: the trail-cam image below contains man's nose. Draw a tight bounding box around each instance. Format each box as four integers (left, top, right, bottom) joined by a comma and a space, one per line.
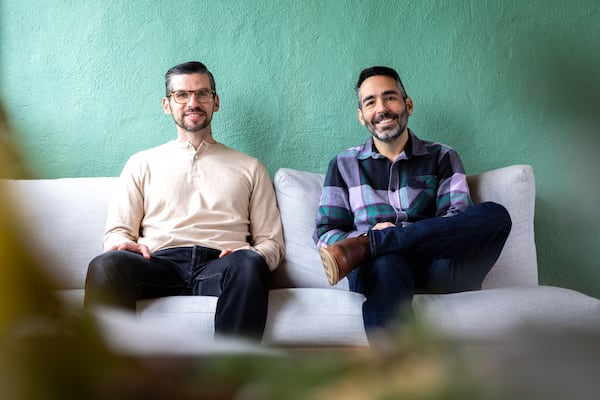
374, 97, 389, 112
186, 93, 201, 105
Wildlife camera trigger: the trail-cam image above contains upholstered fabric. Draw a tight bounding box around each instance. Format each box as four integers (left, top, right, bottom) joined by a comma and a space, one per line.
467, 165, 538, 288
93, 305, 278, 356
264, 288, 368, 346
413, 286, 600, 338
137, 296, 219, 338
136, 289, 368, 346
270, 168, 341, 289
5, 177, 117, 289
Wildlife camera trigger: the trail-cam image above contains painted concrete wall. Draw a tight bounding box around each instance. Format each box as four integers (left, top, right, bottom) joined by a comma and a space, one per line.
1, 0, 599, 298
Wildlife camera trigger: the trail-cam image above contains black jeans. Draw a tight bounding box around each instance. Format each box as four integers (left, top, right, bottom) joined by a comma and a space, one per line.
84, 246, 270, 340
348, 202, 512, 330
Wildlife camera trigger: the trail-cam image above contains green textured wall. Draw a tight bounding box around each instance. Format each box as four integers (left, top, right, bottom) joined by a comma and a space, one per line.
1, 0, 599, 298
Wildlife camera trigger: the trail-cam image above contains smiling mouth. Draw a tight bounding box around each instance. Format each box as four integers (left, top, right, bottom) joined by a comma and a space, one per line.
374, 112, 398, 124
185, 111, 205, 118
375, 118, 397, 128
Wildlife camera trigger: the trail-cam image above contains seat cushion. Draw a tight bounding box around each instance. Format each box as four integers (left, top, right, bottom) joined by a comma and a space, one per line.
136, 288, 369, 347
94, 306, 275, 356
264, 288, 368, 346
137, 295, 218, 339
69, 286, 600, 349
413, 286, 600, 339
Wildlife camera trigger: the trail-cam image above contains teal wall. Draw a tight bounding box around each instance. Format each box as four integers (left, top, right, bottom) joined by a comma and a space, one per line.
2, 1, 599, 298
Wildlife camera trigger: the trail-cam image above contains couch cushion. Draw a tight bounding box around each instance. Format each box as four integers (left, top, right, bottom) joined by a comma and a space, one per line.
413, 286, 600, 339
467, 165, 538, 287
272, 165, 538, 289
81, 286, 600, 348
136, 288, 369, 347
137, 296, 218, 339
5, 177, 117, 290
264, 288, 368, 346
95, 306, 275, 356
272, 168, 348, 289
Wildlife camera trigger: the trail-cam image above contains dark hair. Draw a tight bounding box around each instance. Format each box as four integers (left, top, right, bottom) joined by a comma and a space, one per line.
355, 66, 408, 108
164, 61, 216, 96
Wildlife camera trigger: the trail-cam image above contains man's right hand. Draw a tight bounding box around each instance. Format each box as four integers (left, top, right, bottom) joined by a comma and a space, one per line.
372, 222, 396, 231
110, 242, 151, 259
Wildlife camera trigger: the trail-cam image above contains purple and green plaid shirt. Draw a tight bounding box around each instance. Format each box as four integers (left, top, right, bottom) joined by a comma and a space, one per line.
314, 130, 472, 247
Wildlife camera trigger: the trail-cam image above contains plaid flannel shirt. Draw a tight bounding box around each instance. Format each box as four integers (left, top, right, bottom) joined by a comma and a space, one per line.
314, 130, 473, 247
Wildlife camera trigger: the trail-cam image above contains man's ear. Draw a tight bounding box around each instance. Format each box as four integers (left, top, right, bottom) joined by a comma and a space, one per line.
357, 108, 366, 126
162, 97, 172, 115
213, 94, 220, 112
405, 97, 414, 116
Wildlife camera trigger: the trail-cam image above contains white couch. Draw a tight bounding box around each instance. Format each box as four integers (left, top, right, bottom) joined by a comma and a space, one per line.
5, 164, 600, 350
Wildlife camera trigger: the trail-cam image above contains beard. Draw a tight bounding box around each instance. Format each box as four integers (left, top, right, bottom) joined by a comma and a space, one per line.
364, 108, 409, 143
172, 107, 213, 132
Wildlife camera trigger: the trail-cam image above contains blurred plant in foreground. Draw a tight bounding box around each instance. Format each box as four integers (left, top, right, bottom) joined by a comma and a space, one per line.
0, 101, 116, 399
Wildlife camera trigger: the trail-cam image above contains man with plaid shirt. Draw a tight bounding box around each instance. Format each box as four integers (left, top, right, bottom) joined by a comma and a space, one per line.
314, 66, 512, 336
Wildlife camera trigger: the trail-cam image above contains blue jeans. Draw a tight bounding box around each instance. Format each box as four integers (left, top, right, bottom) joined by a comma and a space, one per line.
348, 202, 512, 330
84, 246, 270, 340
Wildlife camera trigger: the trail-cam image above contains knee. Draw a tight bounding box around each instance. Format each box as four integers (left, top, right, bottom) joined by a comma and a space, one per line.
85, 251, 140, 310
224, 250, 270, 286
480, 202, 512, 233
87, 252, 115, 281
86, 250, 131, 284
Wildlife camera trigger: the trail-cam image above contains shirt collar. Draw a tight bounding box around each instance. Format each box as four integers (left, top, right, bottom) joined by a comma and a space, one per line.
357, 130, 428, 160
171, 139, 219, 152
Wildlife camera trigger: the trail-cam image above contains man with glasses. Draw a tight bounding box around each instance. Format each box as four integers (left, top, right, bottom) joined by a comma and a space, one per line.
314, 66, 512, 338
85, 61, 284, 341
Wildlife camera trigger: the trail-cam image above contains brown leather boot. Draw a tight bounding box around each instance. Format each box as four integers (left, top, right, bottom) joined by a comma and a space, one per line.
319, 234, 371, 285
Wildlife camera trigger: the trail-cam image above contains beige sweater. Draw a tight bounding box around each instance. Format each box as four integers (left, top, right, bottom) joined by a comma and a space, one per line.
104, 140, 284, 270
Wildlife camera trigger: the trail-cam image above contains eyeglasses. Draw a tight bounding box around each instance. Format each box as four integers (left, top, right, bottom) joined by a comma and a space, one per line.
168, 89, 215, 104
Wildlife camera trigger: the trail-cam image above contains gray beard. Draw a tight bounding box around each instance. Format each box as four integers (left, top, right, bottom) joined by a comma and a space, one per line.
366, 109, 409, 143
371, 127, 404, 143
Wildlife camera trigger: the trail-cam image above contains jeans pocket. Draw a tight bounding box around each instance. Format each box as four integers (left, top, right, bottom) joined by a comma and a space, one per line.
192, 272, 222, 297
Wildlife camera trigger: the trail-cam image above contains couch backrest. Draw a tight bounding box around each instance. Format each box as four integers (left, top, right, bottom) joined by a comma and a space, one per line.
3, 164, 538, 292
4, 177, 118, 289
467, 165, 538, 288
272, 164, 538, 290
270, 168, 345, 289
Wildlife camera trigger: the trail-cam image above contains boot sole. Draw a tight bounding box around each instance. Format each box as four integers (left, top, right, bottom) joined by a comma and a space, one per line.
319, 246, 340, 286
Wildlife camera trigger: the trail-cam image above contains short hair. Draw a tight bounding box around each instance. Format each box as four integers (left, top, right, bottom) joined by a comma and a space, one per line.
355, 66, 408, 108
164, 61, 216, 96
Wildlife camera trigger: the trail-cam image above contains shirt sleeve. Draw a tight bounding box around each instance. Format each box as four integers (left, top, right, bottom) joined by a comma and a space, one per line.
248, 162, 285, 271
103, 156, 145, 251
313, 157, 361, 247
435, 149, 473, 217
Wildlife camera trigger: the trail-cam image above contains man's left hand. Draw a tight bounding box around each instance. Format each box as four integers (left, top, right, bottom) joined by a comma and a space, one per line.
219, 245, 258, 258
